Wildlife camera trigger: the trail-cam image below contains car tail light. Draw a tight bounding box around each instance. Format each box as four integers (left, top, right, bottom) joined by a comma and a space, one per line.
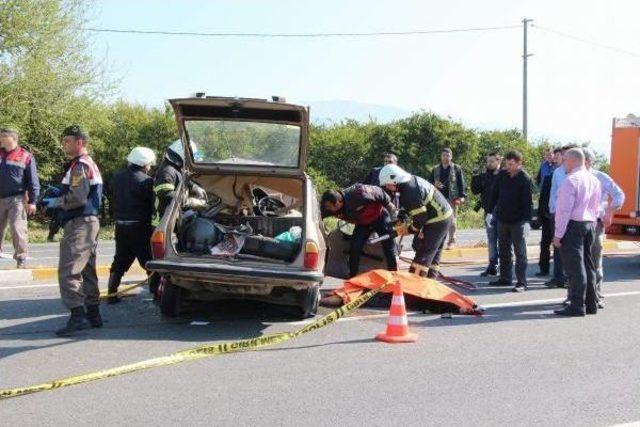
151, 230, 165, 259
304, 241, 319, 270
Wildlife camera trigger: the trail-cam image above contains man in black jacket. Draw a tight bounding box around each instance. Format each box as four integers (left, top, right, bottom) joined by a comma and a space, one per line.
536, 148, 561, 276
428, 147, 466, 250
107, 147, 156, 303
321, 184, 398, 278
488, 150, 533, 292
471, 151, 501, 276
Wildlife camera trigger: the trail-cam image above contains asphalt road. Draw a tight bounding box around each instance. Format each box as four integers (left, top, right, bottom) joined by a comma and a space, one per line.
1, 253, 639, 426
0, 228, 543, 269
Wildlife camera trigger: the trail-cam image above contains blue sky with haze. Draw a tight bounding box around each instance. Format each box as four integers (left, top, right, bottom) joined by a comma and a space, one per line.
89, 0, 640, 155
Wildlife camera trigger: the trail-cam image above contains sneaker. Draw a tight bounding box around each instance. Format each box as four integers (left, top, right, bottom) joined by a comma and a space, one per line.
488, 279, 511, 287
511, 283, 527, 293
562, 298, 571, 306
597, 300, 605, 309
480, 266, 498, 277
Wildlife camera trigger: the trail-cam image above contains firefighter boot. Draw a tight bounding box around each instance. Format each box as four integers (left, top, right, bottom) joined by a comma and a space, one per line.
85, 304, 103, 328
55, 307, 89, 337
107, 272, 123, 304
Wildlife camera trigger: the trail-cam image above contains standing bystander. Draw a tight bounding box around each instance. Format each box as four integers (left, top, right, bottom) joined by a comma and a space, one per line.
582, 148, 624, 309
428, 147, 466, 250
471, 151, 502, 276
553, 148, 601, 316
488, 150, 533, 292
544, 144, 578, 288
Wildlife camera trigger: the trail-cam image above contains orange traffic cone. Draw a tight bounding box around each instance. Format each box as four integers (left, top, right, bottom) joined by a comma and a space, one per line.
376, 281, 418, 343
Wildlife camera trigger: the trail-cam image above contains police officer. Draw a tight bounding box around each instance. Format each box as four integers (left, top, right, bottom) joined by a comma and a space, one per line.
379, 164, 453, 278
107, 147, 157, 303
44, 125, 103, 337
0, 127, 40, 268
320, 184, 398, 278
154, 139, 206, 217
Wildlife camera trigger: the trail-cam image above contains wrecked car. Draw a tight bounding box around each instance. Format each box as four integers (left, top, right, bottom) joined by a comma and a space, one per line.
146, 96, 326, 318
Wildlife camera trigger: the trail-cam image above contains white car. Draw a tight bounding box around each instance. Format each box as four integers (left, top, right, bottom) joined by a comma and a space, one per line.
146, 96, 327, 318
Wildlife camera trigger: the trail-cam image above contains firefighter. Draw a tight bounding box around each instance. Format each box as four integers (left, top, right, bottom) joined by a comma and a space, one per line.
42, 126, 103, 337
154, 139, 206, 217
321, 184, 398, 278
379, 164, 453, 278
107, 147, 157, 304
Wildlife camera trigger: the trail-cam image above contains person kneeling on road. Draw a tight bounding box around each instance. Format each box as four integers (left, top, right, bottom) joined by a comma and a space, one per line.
379, 164, 453, 279
107, 147, 158, 303
321, 184, 398, 278
42, 126, 103, 337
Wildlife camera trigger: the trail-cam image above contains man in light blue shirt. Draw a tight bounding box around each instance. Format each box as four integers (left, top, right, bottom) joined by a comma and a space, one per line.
583, 148, 625, 308
545, 144, 577, 288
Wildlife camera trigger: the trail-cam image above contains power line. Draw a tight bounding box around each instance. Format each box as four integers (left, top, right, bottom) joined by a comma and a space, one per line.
533, 24, 640, 59
84, 24, 520, 38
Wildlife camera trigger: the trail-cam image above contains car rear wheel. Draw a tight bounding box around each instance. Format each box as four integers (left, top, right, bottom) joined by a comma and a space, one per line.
296, 285, 320, 319
160, 277, 182, 317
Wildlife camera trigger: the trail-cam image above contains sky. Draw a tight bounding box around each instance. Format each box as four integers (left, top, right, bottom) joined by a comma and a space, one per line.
88, 0, 640, 155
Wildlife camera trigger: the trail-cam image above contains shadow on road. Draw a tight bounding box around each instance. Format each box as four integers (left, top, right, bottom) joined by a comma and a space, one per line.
420, 302, 568, 327
0, 294, 316, 359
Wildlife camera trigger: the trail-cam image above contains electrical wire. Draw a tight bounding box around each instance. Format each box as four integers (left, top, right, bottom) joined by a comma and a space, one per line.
84, 24, 520, 38
533, 24, 640, 59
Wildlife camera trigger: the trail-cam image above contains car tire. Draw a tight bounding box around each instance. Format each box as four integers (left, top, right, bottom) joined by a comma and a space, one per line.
160, 278, 182, 318
297, 285, 320, 319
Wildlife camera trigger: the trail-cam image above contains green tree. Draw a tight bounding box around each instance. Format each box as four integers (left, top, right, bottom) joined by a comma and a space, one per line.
0, 0, 109, 181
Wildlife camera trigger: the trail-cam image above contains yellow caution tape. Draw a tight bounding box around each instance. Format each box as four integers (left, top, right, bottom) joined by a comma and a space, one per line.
99, 280, 147, 300
0, 281, 393, 400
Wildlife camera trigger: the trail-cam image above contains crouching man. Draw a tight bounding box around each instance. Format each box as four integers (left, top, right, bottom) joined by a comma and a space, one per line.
378, 164, 452, 278
321, 184, 398, 278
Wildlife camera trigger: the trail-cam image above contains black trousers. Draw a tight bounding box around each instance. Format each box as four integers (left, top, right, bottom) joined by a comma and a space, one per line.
349, 212, 397, 277
560, 220, 597, 310
498, 220, 529, 285
539, 215, 553, 273
111, 222, 153, 276
412, 216, 452, 270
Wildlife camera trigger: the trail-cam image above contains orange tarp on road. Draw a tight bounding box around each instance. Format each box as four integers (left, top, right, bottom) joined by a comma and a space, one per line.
331, 269, 482, 315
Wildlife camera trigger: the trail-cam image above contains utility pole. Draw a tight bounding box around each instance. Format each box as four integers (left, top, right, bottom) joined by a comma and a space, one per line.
522, 18, 533, 141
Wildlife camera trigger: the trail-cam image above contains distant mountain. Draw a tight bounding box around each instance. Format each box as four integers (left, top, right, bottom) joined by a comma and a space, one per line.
302, 100, 412, 124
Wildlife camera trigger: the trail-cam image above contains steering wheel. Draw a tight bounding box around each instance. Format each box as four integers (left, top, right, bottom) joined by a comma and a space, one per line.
257, 196, 287, 217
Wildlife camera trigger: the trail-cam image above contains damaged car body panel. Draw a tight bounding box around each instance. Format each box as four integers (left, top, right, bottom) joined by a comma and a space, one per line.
146, 96, 326, 319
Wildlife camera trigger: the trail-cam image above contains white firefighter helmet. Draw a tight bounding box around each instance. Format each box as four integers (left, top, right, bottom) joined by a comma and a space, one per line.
127, 146, 156, 167
167, 139, 202, 162
379, 164, 411, 186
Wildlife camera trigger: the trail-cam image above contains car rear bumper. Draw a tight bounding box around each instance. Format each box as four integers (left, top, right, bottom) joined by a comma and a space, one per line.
146, 259, 324, 284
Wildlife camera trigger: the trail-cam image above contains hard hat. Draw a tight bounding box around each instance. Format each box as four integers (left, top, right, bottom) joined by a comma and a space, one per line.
168, 139, 202, 162
127, 146, 156, 167
379, 164, 411, 186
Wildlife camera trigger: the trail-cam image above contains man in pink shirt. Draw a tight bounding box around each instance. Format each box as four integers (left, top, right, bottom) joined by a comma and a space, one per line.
553, 148, 601, 316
